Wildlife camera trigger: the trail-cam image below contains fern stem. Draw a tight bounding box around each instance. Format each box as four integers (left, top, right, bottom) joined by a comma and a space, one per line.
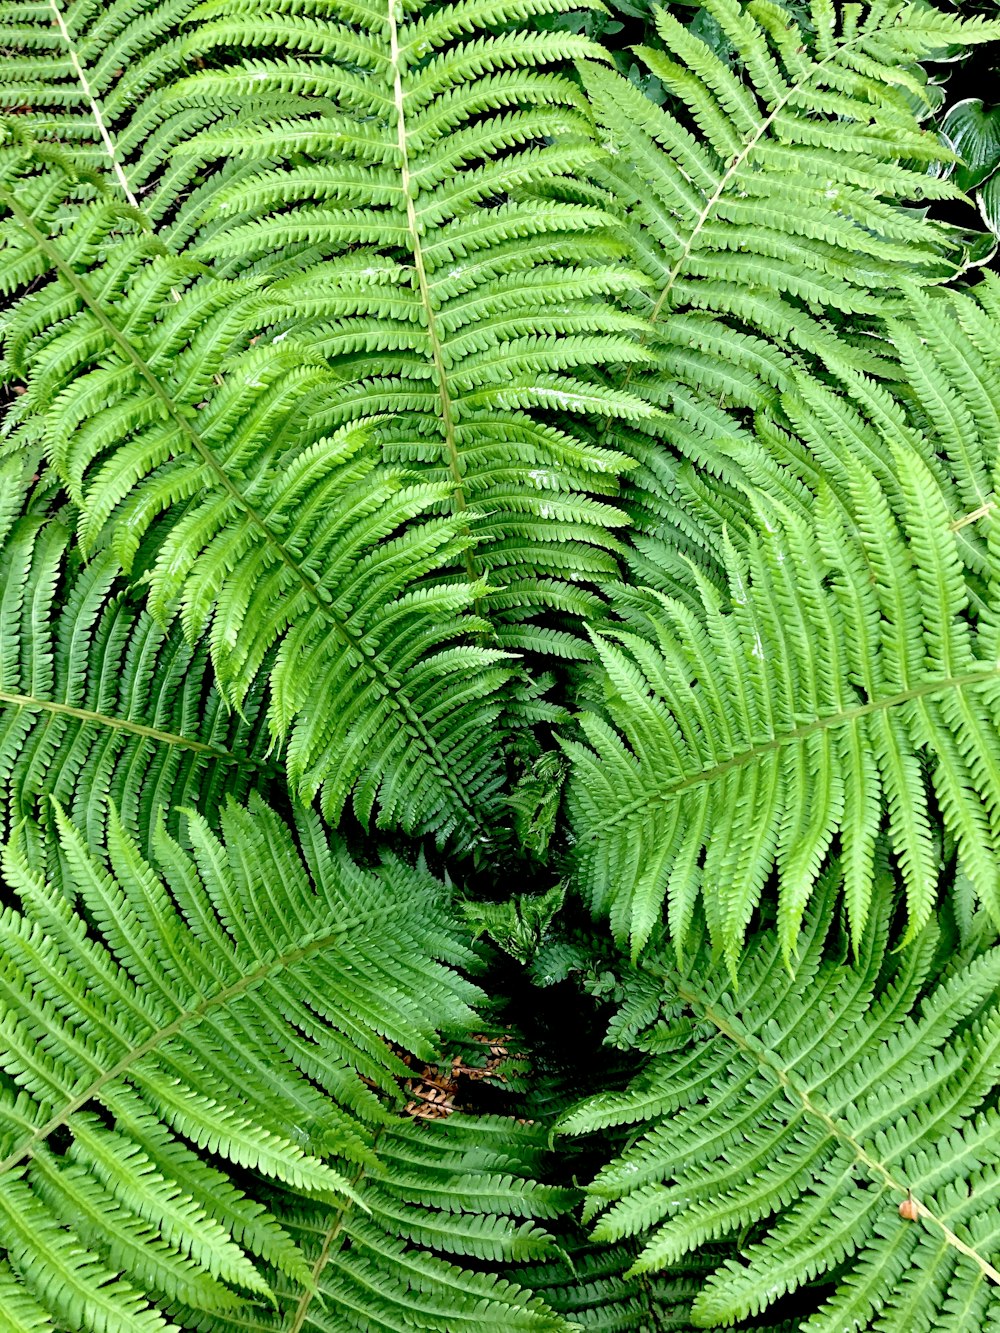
0, 189, 482, 827
46, 0, 139, 208
0, 920, 356, 1182
386, 0, 478, 585
621, 21, 883, 385
586, 664, 1000, 839
0, 689, 244, 761
286, 1151, 378, 1333
679, 983, 1000, 1287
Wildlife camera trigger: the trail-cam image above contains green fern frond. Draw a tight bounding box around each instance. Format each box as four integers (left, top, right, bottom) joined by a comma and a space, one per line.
560, 868, 1000, 1330
525, 1234, 760, 1331
0, 793, 569, 1326
562, 433, 1000, 963
578, 0, 1000, 572
0, 164, 514, 843
0, 500, 270, 858
0, 0, 266, 228
187, 1115, 573, 1331
529, 1249, 801, 1331
154, 0, 666, 653
747, 278, 1000, 586
586, 0, 1000, 376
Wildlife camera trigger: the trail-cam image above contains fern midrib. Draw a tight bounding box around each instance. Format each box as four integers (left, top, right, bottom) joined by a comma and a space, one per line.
286, 1149, 379, 1333
680, 982, 1000, 1287
623, 21, 891, 375
387, 0, 477, 586
0, 919, 354, 1181
47, 0, 139, 207
1, 189, 481, 827
585, 664, 1000, 839
0, 688, 243, 761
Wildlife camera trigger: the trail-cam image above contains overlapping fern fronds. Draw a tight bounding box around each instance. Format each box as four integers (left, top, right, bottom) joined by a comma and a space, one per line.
0, 479, 270, 858
563, 420, 1000, 962
560, 868, 1000, 1330
525, 1233, 797, 1332
628, 274, 1000, 616
0, 156, 516, 844
1, 2, 1000, 1330
580, 0, 1000, 573
747, 279, 1000, 582
147, 0, 669, 655
0, 0, 259, 227
0, 795, 570, 1328
194, 1116, 573, 1332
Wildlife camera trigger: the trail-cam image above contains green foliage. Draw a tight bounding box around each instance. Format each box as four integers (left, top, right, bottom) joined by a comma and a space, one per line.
585, 0, 1000, 388
0, 794, 568, 1327
0, 473, 270, 858
560, 869, 1000, 1329
942, 97, 1000, 237
526, 1234, 733, 1331
563, 279, 1000, 965
579, 0, 1000, 573
465, 881, 566, 963
1, 0, 1000, 1327
0, 160, 517, 845
159, 0, 664, 656
509, 751, 568, 863
195, 1117, 573, 1332
0, 0, 206, 217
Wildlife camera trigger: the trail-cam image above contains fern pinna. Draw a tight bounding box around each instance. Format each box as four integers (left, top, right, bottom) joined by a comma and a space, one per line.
1, 0, 1000, 1330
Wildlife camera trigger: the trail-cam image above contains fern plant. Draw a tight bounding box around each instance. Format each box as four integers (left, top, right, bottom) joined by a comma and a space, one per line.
578, 0, 1000, 582
0, 471, 271, 858
584, 0, 998, 375
0, 794, 570, 1328
559, 866, 1000, 1330
1, 0, 1000, 1329
737, 280, 1000, 593
562, 474, 1000, 964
